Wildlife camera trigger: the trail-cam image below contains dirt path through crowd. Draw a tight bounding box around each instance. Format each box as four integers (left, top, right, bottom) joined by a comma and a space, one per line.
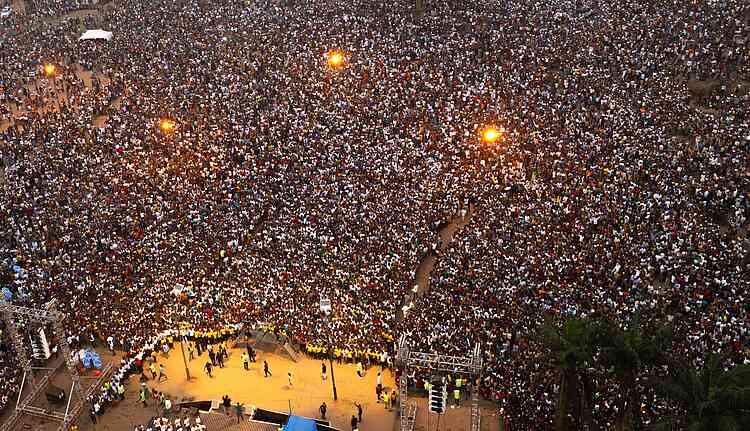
414, 206, 473, 296
397, 205, 473, 321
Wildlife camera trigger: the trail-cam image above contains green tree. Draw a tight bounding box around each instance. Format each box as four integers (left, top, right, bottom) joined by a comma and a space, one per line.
653, 354, 750, 431
593, 316, 671, 431
537, 317, 598, 431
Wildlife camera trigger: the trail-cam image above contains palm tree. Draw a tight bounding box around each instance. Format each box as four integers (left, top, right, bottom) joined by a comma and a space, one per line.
536, 317, 598, 431
593, 316, 671, 431
653, 354, 750, 431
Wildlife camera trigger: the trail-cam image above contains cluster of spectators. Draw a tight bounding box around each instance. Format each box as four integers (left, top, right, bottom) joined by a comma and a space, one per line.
1, 0, 748, 428
135, 416, 206, 431
0, 322, 20, 412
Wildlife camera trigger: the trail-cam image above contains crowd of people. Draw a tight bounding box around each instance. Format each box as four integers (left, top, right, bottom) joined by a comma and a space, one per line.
0, 322, 20, 412
135, 416, 207, 431
1, 0, 748, 428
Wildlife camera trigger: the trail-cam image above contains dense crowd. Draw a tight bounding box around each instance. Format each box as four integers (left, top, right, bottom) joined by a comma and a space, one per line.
1, 0, 748, 428
135, 416, 206, 431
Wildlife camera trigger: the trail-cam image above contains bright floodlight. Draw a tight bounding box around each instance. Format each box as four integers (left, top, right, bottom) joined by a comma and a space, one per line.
160, 119, 176, 133
43, 63, 56, 76
483, 127, 502, 143
327, 51, 344, 67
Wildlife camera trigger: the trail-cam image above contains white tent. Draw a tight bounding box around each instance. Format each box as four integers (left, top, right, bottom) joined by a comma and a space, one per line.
79, 29, 113, 41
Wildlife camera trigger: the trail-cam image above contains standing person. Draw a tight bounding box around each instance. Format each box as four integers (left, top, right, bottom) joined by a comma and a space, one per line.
453, 387, 460, 408
376, 383, 383, 403
149, 363, 157, 380
241, 352, 250, 370
351, 415, 358, 431
354, 402, 363, 423
287, 371, 293, 387
263, 360, 271, 377
158, 364, 168, 382
222, 395, 231, 415
376, 372, 382, 388
106, 335, 115, 355
235, 402, 244, 423
209, 349, 216, 366
205, 361, 213, 377
319, 402, 327, 419
218, 352, 225, 368
382, 391, 390, 410
138, 388, 147, 407
356, 361, 363, 378
188, 343, 195, 361
321, 362, 327, 381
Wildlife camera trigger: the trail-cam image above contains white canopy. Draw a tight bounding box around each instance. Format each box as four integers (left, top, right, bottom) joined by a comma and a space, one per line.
79, 29, 113, 41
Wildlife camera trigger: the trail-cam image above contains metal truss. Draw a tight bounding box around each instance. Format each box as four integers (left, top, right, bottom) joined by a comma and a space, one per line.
0, 299, 110, 431
399, 351, 483, 375
470, 380, 481, 431
396, 335, 483, 431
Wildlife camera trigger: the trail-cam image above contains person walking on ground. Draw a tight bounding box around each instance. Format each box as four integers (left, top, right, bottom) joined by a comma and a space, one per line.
149, 363, 157, 380
354, 402, 362, 423
241, 352, 250, 370
321, 362, 327, 381
351, 415, 358, 431
264, 360, 271, 377
376, 372, 382, 387
188, 343, 194, 361
287, 371, 293, 387
222, 395, 231, 415
158, 364, 168, 382
138, 388, 147, 407
319, 402, 327, 420
106, 335, 115, 355
453, 388, 460, 408
209, 349, 216, 366
376, 383, 382, 403
383, 391, 390, 410
356, 361, 363, 378
205, 361, 213, 377
235, 402, 244, 423
218, 352, 225, 368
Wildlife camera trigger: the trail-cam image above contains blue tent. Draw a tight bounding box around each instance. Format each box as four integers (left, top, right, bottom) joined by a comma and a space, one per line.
82, 350, 103, 369
283, 416, 317, 431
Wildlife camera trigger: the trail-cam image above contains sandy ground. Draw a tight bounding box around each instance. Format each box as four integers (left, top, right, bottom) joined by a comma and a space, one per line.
145, 345, 398, 431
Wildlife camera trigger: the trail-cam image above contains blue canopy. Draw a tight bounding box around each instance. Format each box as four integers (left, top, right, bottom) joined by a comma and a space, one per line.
82, 350, 103, 369
284, 416, 317, 431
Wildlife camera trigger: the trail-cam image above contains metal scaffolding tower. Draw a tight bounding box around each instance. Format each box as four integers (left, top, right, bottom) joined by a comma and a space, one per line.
0, 300, 112, 431
395, 335, 483, 431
